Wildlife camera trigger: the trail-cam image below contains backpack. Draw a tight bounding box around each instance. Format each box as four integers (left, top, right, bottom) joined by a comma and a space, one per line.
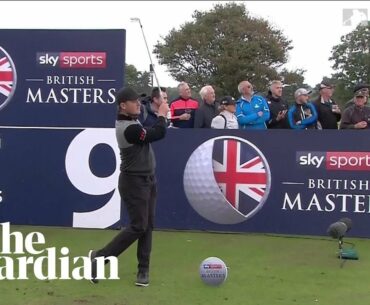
218, 114, 227, 129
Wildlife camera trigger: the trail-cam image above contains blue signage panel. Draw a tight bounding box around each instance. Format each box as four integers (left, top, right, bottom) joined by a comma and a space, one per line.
0, 128, 369, 238
154, 129, 370, 238
0, 29, 125, 127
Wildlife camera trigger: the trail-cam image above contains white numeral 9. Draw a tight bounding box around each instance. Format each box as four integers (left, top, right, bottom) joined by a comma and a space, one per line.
65, 128, 120, 228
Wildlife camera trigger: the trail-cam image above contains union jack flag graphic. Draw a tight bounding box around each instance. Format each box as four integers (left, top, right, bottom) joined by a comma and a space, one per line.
0, 47, 17, 110
212, 138, 270, 216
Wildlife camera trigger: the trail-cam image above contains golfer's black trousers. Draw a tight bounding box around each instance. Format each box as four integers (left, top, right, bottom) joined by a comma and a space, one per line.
97, 173, 157, 272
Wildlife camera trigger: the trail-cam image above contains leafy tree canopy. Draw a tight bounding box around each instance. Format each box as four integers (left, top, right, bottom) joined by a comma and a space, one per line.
329, 23, 369, 93
124, 64, 152, 96
154, 2, 300, 97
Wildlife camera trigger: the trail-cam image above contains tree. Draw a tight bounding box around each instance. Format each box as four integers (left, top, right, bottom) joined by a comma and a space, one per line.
253, 68, 307, 104
329, 23, 369, 92
279, 68, 308, 104
305, 24, 369, 108
331, 79, 354, 107
123, 64, 183, 102
153, 3, 298, 97
124, 64, 152, 96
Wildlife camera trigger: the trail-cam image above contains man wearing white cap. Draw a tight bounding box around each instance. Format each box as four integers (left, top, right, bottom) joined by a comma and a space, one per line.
287, 88, 319, 129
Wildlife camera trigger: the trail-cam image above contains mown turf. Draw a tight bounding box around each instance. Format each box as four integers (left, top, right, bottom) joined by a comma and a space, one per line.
1, 226, 370, 305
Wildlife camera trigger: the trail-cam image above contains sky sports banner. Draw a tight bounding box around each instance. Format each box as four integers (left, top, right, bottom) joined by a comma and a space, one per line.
0, 29, 125, 127
0, 128, 369, 238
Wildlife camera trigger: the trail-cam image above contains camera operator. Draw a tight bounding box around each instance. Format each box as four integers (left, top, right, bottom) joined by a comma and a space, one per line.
138, 87, 168, 127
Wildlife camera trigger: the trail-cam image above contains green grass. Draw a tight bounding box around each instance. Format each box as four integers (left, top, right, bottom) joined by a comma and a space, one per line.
1, 226, 370, 305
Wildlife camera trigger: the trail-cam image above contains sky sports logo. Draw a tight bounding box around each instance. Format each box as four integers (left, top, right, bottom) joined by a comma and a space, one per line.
297, 151, 370, 171
36, 52, 106, 68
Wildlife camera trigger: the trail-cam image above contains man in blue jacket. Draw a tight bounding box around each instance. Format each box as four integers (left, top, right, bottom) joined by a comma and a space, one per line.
288, 88, 318, 129
235, 80, 270, 129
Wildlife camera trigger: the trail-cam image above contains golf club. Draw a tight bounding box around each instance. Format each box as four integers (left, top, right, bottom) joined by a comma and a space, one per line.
130, 17, 161, 93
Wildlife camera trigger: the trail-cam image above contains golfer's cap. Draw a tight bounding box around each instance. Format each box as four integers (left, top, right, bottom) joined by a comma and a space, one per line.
115, 87, 140, 104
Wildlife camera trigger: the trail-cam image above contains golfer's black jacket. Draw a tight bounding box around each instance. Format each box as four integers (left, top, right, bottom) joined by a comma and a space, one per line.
116, 114, 166, 175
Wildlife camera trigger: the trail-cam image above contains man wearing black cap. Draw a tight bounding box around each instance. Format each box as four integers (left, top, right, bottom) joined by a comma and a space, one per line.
313, 81, 341, 129
344, 83, 369, 109
340, 88, 370, 129
89, 86, 169, 287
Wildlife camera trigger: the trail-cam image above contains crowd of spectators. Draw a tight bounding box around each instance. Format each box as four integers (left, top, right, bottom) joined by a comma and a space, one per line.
139, 81, 370, 130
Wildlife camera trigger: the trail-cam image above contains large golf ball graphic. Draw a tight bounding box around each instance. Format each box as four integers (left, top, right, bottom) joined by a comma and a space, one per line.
183, 136, 271, 224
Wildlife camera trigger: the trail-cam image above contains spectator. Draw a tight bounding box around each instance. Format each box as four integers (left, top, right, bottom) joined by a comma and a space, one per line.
344, 83, 370, 109
138, 87, 168, 127
288, 88, 319, 129
266, 80, 290, 129
194, 85, 219, 128
211, 96, 238, 129
169, 82, 199, 128
235, 80, 270, 129
340, 88, 370, 129
314, 81, 341, 129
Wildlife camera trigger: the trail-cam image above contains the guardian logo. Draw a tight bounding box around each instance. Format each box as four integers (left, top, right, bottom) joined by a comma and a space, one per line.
0, 222, 119, 281
37, 52, 106, 68
297, 151, 370, 171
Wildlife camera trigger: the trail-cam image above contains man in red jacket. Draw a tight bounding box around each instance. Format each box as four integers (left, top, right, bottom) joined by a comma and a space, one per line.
169, 81, 199, 128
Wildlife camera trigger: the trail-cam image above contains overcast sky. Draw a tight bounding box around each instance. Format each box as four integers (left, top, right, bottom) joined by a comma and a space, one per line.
1, 1, 369, 88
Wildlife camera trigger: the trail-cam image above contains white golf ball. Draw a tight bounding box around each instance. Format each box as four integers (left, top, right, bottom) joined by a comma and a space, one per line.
199, 257, 228, 286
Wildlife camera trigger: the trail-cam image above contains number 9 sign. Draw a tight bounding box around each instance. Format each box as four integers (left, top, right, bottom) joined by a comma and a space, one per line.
65, 128, 120, 228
